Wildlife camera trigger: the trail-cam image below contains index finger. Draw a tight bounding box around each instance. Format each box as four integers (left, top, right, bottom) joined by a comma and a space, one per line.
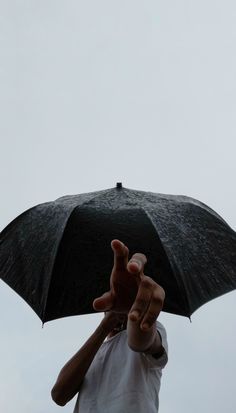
111, 239, 129, 271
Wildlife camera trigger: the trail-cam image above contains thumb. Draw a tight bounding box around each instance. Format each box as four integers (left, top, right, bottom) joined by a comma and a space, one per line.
93, 291, 114, 312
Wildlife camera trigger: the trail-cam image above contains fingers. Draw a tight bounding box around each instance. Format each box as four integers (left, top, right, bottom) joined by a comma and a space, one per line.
141, 285, 165, 329
127, 253, 147, 275
93, 291, 114, 312
111, 239, 129, 271
129, 278, 152, 321
129, 277, 165, 330
111, 239, 147, 276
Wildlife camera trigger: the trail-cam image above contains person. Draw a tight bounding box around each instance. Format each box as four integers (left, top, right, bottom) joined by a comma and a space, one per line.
51, 239, 168, 412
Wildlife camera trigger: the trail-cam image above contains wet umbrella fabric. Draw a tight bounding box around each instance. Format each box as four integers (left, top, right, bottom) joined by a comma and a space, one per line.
0, 185, 236, 323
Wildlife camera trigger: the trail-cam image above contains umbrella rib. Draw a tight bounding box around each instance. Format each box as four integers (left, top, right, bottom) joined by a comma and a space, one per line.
141, 205, 191, 317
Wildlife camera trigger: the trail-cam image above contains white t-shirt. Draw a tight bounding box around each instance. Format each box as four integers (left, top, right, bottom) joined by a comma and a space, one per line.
73, 321, 168, 413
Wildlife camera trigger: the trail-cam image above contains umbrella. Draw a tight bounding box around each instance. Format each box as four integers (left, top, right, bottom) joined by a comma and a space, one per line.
0, 183, 236, 323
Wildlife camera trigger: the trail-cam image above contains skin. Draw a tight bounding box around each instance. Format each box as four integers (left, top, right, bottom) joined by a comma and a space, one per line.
51, 239, 166, 406
94, 239, 165, 330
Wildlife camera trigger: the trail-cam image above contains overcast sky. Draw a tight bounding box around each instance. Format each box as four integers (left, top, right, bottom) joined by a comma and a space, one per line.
1, 1, 236, 412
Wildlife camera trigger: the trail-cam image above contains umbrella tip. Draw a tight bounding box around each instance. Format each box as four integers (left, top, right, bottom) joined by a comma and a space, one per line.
116, 182, 122, 189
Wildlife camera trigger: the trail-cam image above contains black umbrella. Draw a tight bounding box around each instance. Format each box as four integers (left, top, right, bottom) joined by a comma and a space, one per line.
1, 183, 236, 323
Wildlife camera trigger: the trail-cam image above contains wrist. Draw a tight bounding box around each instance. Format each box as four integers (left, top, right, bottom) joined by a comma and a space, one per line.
99, 312, 126, 335
127, 319, 157, 352
99, 318, 114, 336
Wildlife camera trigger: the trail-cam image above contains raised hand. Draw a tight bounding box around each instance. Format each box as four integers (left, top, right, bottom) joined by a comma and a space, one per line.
93, 239, 165, 330
93, 239, 145, 313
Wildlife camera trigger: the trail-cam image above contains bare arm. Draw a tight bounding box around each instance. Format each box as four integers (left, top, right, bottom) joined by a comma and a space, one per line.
51, 313, 120, 406
127, 320, 164, 356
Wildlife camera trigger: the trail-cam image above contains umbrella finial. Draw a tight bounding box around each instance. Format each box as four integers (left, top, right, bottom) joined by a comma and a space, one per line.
116, 182, 122, 189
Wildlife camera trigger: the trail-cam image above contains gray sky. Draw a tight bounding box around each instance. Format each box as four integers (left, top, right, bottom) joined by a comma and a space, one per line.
1, 1, 236, 412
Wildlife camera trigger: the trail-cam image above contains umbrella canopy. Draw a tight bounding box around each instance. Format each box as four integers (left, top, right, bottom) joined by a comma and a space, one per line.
1, 184, 236, 323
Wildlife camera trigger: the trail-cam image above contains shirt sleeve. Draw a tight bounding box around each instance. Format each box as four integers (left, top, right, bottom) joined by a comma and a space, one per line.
155, 321, 168, 367
144, 321, 168, 368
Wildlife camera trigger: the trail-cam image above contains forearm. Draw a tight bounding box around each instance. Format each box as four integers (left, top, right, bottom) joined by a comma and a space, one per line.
127, 318, 162, 354
51, 321, 109, 406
